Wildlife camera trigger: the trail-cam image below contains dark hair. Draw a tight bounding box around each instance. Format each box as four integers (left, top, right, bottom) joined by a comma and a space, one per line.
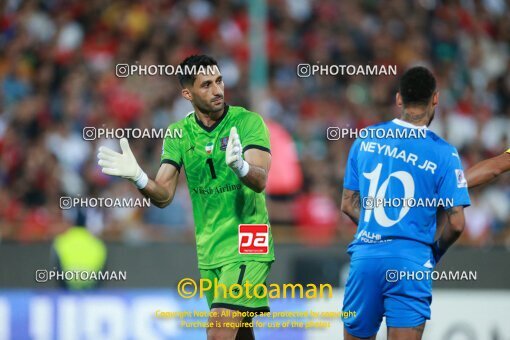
178, 54, 218, 87
399, 66, 436, 106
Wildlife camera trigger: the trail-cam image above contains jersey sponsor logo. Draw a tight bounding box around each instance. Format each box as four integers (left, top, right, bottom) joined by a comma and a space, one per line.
356, 230, 391, 244
239, 224, 269, 254
455, 169, 467, 188
220, 137, 229, 151
205, 142, 214, 154
192, 183, 242, 195
357, 230, 387, 244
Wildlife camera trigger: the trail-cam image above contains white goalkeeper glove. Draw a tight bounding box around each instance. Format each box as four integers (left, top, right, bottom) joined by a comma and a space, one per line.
226, 126, 249, 177
97, 138, 149, 189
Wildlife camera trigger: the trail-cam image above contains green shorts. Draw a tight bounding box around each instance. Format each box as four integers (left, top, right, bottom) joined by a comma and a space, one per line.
199, 261, 272, 312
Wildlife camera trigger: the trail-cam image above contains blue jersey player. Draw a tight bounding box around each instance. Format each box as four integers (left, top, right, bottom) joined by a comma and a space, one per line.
340, 67, 471, 340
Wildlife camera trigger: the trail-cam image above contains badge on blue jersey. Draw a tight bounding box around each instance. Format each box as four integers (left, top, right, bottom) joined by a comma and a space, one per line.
455, 169, 467, 188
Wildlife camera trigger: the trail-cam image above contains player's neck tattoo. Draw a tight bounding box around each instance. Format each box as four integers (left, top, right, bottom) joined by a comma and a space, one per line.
401, 109, 430, 127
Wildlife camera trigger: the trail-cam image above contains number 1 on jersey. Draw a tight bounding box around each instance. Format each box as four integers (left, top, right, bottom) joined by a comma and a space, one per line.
206, 158, 217, 179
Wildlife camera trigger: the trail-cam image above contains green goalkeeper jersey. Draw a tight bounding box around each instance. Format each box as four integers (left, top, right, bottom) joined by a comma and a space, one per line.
161, 105, 275, 269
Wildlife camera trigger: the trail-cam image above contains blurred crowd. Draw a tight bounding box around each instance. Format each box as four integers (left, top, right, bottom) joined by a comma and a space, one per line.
1, 0, 509, 247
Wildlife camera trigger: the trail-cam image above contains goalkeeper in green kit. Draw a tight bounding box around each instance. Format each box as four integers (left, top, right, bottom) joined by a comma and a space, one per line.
97, 55, 274, 340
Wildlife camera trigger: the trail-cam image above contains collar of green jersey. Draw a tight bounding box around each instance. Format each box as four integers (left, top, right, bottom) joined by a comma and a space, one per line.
194, 104, 230, 133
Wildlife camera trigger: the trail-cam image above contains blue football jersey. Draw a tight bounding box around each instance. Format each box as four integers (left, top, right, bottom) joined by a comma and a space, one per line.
343, 118, 471, 264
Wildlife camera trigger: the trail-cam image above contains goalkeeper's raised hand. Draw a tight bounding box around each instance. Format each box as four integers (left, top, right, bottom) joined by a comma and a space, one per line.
226, 126, 250, 177
97, 138, 149, 189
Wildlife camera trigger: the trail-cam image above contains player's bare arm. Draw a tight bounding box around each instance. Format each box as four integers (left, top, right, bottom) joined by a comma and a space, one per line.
433, 206, 465, 262
139, 163, 179, 208
465, 150, 510, 188
340, 188, 361, 225
435, 151, 509, 240
97, 138, 179, 208
239, 148, 271, 193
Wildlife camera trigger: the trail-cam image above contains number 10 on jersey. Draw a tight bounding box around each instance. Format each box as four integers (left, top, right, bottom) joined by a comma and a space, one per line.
362, 163, 415, 227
